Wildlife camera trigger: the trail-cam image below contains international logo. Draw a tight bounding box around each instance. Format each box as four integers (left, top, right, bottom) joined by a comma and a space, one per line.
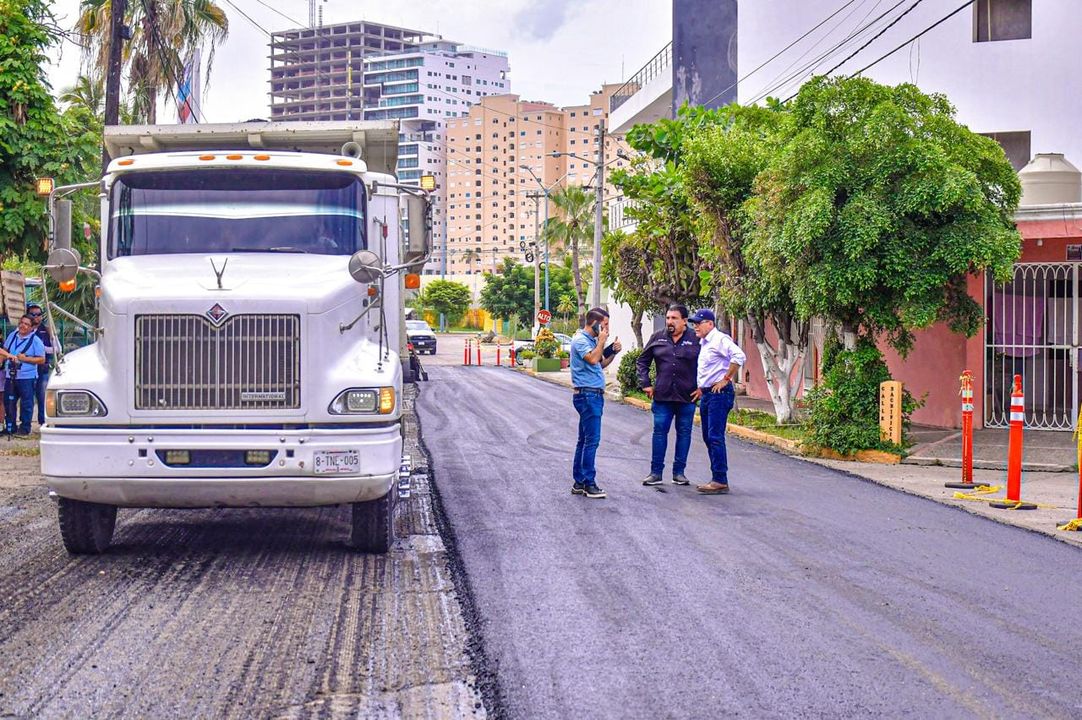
206, 303, 229, 326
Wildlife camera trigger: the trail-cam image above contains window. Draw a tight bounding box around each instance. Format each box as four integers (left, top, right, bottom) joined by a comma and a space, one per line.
982, 130, 1031, 171
974, 0, 1031, 42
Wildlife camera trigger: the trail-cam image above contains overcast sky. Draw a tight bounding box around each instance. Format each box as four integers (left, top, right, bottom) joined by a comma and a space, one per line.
46, 0, 671, 122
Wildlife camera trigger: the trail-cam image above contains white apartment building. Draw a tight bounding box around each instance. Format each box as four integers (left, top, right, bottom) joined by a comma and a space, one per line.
363, 41, 511, 274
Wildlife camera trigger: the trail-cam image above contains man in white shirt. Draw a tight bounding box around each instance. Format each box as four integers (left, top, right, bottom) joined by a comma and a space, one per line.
689, 309, 746, 495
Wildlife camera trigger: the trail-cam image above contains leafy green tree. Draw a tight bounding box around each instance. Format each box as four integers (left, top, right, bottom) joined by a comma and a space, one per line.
680, 102, 810, 423
608, 106, 716, 314
748, 76, 1022, 352
479, 258, 534, 327
0, 0, 100, 261
415, 280, 471, 327
556, 294, 576, 323
77, 0, 229, 123
544, 185, 594, 320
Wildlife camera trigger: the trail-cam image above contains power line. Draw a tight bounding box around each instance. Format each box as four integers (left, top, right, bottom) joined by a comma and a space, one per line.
220, 0, 272, 37
818, 0, 926, 79
251, 0, 305, 29
697, 0, 863, 109
749, 0, 909, 105
847, 0, 976, 77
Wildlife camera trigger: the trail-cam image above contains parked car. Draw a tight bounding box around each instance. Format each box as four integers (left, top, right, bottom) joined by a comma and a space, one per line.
406, 320, 437, 354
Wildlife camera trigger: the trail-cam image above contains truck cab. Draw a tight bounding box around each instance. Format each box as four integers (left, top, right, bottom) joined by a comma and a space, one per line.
40, 121, 429, 554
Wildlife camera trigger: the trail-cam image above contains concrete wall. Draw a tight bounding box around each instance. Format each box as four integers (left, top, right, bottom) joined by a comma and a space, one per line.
673, 0, 738, 113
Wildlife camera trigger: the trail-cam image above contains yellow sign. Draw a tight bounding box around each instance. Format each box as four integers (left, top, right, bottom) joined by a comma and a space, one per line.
879, 381, 903, 445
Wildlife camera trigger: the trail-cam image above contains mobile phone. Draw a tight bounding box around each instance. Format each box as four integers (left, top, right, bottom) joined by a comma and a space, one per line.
591, 322, 601, 335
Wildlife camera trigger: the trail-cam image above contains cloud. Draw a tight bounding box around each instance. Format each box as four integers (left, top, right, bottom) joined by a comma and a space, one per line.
513, 0, 578, 41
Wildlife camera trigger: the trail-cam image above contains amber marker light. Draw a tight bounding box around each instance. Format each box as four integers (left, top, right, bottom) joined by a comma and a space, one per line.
35, 177, 54, 197
404, 273, 421, 289
118, 159, 135, 166
254, 154, 270, 161
419, 174, 436, 191
59, 279, 77, 293
199, 154, 216, 161
379, 387, 395, 414
226, 154, 243, 160
336, 159, 353, 166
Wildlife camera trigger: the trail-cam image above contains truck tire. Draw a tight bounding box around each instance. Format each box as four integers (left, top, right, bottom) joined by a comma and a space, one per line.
57, 497, 117, 554
349, 489, 395, 553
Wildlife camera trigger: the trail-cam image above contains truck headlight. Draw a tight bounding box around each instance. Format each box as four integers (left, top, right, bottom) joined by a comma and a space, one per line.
329, 388, 395, 415
47, 390, 108, 417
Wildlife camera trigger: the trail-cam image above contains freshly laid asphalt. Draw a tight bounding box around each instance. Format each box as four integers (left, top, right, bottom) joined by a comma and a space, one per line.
416, 364, 1082, 719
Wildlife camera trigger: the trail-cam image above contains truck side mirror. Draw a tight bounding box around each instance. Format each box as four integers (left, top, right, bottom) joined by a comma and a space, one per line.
348, 249, 382, 284
404, 194, 430, 265
54, 198, 72, 250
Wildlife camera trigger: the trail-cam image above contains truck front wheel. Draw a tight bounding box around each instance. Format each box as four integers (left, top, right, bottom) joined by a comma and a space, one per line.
349, 489, 395, 553
57, 497, 118, 554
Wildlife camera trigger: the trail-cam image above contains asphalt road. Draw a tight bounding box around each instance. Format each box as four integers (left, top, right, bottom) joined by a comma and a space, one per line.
0, 388, 486, 720
416, 364, 1082, 719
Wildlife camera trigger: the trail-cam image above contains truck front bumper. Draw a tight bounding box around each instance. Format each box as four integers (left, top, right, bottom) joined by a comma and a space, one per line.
41, 424, 402, 508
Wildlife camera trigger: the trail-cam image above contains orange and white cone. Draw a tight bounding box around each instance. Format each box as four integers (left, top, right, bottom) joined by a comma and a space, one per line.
991, 375, 1036, 510
945, 371, 977, 489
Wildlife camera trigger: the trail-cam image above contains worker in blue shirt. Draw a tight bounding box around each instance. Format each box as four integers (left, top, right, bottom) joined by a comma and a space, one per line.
27, 304, 53, 426
569, 307, 621, 499
2, 314, 47, 437
689, 309, 746, 495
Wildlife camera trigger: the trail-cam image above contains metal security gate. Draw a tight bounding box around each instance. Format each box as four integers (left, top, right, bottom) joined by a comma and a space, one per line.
985, 263, 1077, 430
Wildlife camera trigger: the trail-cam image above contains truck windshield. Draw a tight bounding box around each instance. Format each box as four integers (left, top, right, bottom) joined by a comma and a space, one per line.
109, 169, 366, 257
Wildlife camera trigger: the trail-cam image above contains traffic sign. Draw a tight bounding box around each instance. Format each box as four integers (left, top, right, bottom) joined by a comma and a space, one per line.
537, 309, 552, 325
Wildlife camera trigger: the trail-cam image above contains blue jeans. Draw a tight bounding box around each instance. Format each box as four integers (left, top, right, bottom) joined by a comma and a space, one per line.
700, 385, 735, 484
4, 378, 35, 435
572, 391, 604, 486
35, 368, 50, 424
651, 401, 696, 476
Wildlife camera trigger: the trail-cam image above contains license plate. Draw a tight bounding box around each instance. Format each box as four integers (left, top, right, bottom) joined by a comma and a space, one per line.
313, 450, 360, 475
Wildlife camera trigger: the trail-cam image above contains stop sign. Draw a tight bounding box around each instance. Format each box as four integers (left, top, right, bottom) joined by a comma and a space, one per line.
537, 309, 552, 325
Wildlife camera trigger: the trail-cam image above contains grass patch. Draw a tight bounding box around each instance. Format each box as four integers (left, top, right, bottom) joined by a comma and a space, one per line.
624, 389, 650, 403
728, 409, 807, 443
0, 445, 40, 457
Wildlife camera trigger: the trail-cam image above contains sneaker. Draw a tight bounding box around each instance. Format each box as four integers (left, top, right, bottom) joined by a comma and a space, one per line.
571, 482, 585, 495
642, 473, 663, 486
672, 474, 691, 486
584, 484, 607, 499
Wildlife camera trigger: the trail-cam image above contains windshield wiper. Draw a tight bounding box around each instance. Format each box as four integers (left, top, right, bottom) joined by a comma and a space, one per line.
230, 247, 310, 254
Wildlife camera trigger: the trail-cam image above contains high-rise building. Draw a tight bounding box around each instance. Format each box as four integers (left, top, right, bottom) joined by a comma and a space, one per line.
363, 41, 511, 273
444, 86, 627, 276
268, 20, 429, 122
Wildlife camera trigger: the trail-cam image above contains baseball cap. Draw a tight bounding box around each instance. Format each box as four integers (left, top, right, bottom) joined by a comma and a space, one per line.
689, 309, 716, 324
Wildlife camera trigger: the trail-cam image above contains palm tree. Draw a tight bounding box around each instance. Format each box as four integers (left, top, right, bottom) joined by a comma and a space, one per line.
545, 185, 594, 321
77, 0, 229, 123
59, 75, 105, 116
556, 294, 576, 323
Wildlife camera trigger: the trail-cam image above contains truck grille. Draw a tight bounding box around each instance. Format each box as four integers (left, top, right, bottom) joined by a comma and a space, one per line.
134, 314, 301, 410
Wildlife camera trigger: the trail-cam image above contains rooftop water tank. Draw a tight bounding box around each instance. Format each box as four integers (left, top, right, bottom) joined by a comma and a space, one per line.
1019, 153, 1082, 206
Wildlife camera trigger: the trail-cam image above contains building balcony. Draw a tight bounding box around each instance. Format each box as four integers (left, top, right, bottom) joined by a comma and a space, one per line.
608, 41, 672, 136
608, 196, 638, 231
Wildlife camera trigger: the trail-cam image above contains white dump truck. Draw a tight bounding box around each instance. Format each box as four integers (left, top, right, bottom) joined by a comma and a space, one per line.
39, 121, 430, 554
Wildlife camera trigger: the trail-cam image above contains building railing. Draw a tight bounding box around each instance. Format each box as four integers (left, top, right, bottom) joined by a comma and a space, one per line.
608, 196, 638, 230
610, 41, 672, 114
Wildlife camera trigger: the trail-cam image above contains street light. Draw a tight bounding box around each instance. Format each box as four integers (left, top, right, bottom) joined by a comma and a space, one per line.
550, 120, 627, 308
520, 164, 552, 315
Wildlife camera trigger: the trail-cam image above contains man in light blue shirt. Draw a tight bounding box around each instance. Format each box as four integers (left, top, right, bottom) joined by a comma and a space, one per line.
569, 308, 621, 499
689, 309, 746, 495
2, 314, 46, 437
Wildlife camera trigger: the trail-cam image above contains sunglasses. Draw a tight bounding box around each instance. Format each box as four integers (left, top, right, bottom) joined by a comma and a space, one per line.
28, 312, 42, 317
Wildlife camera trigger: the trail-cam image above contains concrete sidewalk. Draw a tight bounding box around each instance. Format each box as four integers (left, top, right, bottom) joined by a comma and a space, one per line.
511, 363, 1082, 549
904, 425, 1077, 472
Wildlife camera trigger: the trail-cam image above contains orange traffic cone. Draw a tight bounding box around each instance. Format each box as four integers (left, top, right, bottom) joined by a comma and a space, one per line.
991, 375, 1037, 511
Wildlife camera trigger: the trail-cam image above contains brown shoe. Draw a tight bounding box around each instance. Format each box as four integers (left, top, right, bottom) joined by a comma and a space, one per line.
696, 481, 730, 495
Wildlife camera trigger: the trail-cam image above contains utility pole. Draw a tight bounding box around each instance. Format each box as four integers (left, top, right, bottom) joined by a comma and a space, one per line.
591, 118, 606, 308
102, 0, 128, 173
527, 191, 543, 325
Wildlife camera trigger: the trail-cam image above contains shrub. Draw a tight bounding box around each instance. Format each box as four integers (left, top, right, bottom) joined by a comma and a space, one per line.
557, 349, 570, 359
517, 349, 536, 361
533, 328, 560, 358
804, 338, 922, 455
617, 348, 654, 395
